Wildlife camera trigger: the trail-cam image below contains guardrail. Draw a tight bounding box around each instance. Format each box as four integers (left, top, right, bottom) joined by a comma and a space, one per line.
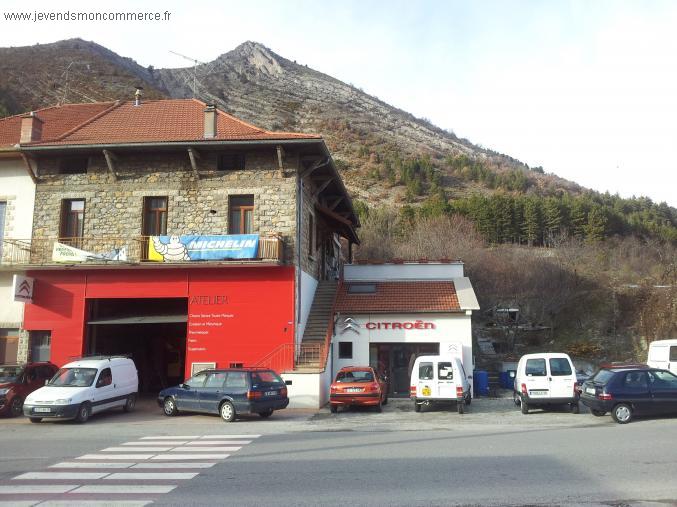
0, 236, 284, 266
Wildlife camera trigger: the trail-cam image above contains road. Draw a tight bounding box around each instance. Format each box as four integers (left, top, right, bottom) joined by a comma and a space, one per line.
0, 397, 675, 506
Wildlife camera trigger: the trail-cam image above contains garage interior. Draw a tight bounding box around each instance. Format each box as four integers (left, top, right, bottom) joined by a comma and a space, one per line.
370, 343, 439, 397
85, 298, 187, 393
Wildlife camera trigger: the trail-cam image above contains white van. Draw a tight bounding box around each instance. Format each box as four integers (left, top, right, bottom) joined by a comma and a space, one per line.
23, 356, 138, 423
513, 352, 579, 414
647, 339, 677, 374
410, 355, 471, 414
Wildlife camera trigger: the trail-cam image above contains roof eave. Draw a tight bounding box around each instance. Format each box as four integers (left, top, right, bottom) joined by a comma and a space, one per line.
20, 138, 324, 151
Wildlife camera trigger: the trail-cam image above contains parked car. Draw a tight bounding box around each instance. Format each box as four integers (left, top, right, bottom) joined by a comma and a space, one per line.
410, 355, 471, 414
513, 352, 580, 414
23, 356, 138, 423
647, 339, 677, 374
329, 366, 388, 413
0, 362, 58, 417
158, 368, 289, 422
580, 366, 677, 424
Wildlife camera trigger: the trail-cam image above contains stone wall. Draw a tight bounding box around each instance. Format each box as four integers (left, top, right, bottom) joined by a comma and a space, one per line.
33, 148, 299, 263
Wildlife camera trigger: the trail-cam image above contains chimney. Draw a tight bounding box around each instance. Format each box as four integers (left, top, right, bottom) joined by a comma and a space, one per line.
204, 104, 217, 139
134, 86, 143, 106
20, 112, 43, 143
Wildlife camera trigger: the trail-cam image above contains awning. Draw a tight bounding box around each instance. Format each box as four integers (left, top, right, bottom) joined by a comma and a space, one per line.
87, 315, 188, 325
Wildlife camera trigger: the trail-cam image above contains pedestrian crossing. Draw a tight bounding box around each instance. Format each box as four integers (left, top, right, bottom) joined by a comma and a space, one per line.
0, 433, 260, 505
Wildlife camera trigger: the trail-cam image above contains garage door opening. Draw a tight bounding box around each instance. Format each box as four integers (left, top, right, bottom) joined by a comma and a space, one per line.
370, 343, 439, 397
85, 298, 187, 393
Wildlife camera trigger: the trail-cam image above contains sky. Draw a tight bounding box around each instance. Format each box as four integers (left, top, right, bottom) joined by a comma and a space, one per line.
1, 0, 675, 206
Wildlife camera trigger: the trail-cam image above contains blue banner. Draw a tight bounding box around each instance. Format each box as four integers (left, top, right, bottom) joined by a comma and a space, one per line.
149, 234, 259, 261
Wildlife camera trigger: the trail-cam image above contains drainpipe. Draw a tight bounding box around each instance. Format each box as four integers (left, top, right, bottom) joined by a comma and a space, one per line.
295, 172, 303, 359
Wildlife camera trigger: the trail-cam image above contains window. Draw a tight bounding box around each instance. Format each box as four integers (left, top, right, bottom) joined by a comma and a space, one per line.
96, 368, 112, 388
143, 196, 168, 236
525, 359, 547, 376
347, 284, 377, 294
29, 331, 51, 362
0, 201, 5, 260
185, 372, 207, 388
549, 358, 573, 376
225, 371, 248, 389
419, 362, 434, 380
229, 195, 254, 234
58, 157, 88, 174
649, 370, 677, 388
670, 346, 677, 362
438, 362, 454, 380
205, 372, 227, 388
252, 371, 283, 384
217, 153, 245, 171
59, 199, 85, 245
338, 341, 353, 359
623, 371, 648, 389
308, 212, 315, 258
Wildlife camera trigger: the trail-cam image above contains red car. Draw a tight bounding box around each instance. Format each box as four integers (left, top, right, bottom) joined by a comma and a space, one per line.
329, 366, 388, 413
0, 362, 59, 417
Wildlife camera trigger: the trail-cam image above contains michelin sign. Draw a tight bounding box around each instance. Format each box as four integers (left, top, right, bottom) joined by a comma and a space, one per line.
148, 234, 259, 262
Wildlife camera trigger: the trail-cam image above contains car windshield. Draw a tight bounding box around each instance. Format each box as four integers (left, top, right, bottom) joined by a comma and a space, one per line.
336, 370, 374, 383
48, 368, 98, 387
0, 366, 23, 383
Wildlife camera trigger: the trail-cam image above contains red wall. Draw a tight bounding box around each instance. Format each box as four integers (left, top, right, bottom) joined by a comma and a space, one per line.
24, 267, 295, 377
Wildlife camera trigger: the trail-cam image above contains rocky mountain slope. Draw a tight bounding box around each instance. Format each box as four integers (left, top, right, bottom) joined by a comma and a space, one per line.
0, 38, 582, 205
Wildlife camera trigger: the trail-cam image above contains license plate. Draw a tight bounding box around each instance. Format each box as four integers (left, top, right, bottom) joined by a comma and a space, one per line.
345, 388, 362, 393
421, 386, 431, 396
585, 387, 596, 395
34, 407, 51, 413
529, 390, 548, 396
264, 391, 277, 396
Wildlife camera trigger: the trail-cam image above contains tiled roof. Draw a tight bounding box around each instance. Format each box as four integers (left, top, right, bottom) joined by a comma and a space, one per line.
26, 99, 320, 146
335, 281, 461, 313
0, 102, 115, 148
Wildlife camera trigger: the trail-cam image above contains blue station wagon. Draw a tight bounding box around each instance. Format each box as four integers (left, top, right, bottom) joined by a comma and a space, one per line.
158, 368, 289, 422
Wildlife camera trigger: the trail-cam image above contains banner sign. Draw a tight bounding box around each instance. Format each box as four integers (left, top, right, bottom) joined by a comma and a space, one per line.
12, 274, 34, 303
148, 234, 259, 262
52, 242, 128, 263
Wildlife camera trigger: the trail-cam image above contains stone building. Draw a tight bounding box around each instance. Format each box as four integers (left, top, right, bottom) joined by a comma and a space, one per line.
4, 98, 359, 406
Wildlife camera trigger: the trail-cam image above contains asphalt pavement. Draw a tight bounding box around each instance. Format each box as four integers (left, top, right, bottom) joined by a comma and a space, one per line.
0, 395, 675, 506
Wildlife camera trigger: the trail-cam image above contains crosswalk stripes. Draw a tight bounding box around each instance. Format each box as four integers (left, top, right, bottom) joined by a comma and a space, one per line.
0, 433, 260, 505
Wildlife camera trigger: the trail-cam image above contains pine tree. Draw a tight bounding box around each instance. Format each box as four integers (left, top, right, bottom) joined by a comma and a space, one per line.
522, 198, 543, 246
543, 197, 563, 245
585, 206, 607, 243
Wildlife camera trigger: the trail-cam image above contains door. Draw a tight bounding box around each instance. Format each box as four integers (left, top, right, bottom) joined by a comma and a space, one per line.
648, 370, 677, 414
198, 371, 227, 413
91, 367, 116, 414
436, 361, 455, 399
175, 371, 206, 411
417, 361, 434, 399
619, 371, 652, 414
669, 346, 677, 375
523, 358, 550, 399
548, 357, 575, 399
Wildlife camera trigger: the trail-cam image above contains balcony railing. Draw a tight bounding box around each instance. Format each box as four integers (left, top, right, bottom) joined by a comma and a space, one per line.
0, 236, 284, 267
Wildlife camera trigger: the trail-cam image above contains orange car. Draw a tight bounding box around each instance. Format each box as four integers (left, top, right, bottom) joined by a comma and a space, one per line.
329, 366, 388, 413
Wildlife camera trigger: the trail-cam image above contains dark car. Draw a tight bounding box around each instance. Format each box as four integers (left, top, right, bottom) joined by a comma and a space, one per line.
580, 366, 677, 424
0, 362, 59, 417
158, 368, 289, 422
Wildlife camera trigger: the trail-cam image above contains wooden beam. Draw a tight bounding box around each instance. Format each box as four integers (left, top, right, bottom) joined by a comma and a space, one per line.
187, 148, 200, 179
102, 149, 118, 181
276, 145, 285, 177
328, 196, 344, 211
300, 157, 329, 178
20, 153, 38, 184
312, 178, 333, 199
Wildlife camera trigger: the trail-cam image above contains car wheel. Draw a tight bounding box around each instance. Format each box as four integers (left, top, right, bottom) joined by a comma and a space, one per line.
9, 396, 23, 417
457, 401, 465, 414
414, 402, 421, 413
163, 397, 178, 416
220, 401, 236, 422
591, 409, 606, 417
521, 400, 529, 414
259, 409, 274, 418
330, 404, 338, 413
612, 403, 632, 424
570, 402, 580, 414
123, 393, 137, 413
29, 417, 42, 423
75, 402, 91, 424
513, 391, 521, 406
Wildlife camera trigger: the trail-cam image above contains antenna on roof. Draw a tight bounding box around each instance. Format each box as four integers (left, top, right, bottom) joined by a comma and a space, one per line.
169, 50, 210, 98
59, 61, 91, 105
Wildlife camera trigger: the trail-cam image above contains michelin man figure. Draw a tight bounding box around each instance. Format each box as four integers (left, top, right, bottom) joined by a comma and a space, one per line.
152, 235, 190, 262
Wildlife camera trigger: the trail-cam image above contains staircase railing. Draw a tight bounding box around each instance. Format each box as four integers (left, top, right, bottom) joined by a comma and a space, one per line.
251, 343, 295, 373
